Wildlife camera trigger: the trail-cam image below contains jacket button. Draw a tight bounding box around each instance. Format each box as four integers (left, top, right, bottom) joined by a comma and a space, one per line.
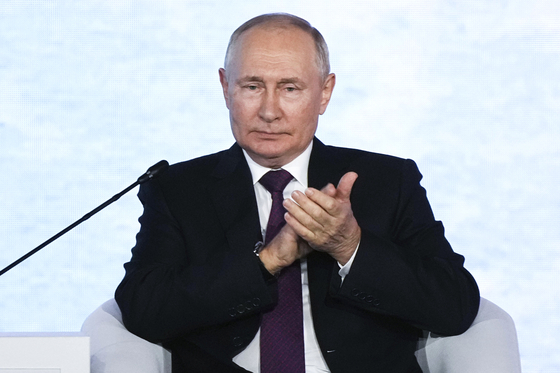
236, 304, 246, 314
233, 336, 243, 347
252, 298, 261, 307
229, 308, 237, 317
351, 288, 360, 297
364, 295, 380, 306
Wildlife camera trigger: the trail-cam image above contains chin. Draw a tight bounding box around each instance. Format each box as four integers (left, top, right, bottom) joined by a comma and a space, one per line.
245, 149, 288, 168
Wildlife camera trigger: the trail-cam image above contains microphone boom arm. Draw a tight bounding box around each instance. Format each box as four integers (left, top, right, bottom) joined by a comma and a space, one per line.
0, 160, 169, 277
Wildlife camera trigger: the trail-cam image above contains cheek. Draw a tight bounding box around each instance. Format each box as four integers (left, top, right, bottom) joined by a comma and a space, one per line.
230, 117, 248, 146
229, 105, 257, 145
230, 96, 259, 122
286, 92, 322, 116
296, 104, 321, 139
289, 100, 321, 127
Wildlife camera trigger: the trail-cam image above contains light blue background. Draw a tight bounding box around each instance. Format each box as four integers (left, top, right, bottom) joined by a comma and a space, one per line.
1, 1, 559, 371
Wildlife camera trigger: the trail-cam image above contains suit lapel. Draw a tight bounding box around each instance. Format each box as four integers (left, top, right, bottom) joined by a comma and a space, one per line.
209, 144, 262, 254
308, 138, 347, 190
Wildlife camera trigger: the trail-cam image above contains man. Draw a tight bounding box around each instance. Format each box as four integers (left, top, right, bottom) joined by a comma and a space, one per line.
115, 13, 480, 373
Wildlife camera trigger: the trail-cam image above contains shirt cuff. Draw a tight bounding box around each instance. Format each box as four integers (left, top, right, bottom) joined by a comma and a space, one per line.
337, 241, 360, 284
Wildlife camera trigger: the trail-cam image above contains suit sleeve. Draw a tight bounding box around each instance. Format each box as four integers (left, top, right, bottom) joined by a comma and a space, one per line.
329, 159, 480, 336
114, 176, 276, 344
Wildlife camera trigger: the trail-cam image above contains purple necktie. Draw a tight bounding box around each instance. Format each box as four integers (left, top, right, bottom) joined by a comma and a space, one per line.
259, 170, 305, 373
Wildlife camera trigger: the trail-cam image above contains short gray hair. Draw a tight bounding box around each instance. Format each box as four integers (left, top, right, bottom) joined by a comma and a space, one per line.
224, 13, 331, 81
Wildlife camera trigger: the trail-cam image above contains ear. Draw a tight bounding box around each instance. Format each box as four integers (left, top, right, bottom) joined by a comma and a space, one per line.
218, 68, 230, 109
319, 73, 336, 115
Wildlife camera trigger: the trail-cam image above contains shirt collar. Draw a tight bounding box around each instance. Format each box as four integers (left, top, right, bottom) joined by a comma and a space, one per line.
243, 141, 312, 188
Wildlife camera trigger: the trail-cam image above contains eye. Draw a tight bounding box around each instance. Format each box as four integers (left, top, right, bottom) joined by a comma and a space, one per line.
286, 87, 296, 92
247, 85, 258, 90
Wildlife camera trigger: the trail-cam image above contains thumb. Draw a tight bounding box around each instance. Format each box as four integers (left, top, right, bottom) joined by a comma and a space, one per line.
336, 172, 358, 201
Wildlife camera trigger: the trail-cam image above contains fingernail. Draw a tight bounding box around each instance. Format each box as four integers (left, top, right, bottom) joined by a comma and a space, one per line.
293, 190, 307, 199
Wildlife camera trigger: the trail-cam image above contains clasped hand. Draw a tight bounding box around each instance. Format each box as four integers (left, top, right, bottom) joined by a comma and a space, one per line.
259, 172, 361, 275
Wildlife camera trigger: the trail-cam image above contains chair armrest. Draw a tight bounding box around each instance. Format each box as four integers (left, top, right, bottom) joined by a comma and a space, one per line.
415, 297, 522, 373
84, 297, 522, 373
81, 299, 171, 373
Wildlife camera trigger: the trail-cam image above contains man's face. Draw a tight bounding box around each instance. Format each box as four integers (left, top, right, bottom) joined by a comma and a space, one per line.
219, 26, 335, 168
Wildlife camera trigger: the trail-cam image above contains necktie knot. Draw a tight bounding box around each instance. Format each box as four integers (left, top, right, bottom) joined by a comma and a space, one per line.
259, 169, 293, 194
259, 170, 293, 245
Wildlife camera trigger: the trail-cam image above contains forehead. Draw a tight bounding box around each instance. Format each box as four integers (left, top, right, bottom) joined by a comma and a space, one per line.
229, 26, 320, 78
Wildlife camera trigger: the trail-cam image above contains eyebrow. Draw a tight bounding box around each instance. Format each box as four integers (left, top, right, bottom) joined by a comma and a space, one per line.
278, 77, 302, 85
237, 76, 264, 84
236, 76, 306, 87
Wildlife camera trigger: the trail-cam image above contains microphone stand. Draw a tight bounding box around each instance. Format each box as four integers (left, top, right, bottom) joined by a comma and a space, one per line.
0, 160, 169, 277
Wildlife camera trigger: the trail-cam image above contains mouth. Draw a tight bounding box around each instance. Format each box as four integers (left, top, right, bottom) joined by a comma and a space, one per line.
253, 131, 287, 139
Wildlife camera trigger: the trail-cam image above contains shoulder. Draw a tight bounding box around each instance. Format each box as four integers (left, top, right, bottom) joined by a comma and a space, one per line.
164, 151, 224, 180
140, 144, 245, 199
159, 144, 244, 184
318, 141, 419, 177
325, 144, 405, 164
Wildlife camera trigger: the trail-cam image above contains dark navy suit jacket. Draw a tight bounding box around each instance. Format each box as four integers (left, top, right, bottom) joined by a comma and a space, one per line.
115, 138, 480, 372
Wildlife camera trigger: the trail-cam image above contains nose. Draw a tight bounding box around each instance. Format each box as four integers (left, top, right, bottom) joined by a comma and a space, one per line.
258, 89, 281, 123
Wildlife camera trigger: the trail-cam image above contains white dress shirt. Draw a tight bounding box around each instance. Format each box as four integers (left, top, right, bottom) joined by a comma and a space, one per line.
232, 141, 357, 373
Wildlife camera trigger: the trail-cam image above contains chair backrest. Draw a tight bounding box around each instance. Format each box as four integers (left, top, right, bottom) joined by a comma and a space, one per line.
82, 297, 521, 373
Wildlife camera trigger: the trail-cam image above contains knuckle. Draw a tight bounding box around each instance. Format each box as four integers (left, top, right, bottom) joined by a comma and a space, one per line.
325, 200, 336, 211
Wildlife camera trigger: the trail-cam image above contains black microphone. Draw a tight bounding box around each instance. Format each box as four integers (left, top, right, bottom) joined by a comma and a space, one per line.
137, 159, 169, 184
0, 160, 169, 277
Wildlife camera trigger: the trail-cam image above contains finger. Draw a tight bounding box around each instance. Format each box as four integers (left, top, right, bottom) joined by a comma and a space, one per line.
335, 172, 358, 201
320, 183, 336, 197
284, 211, 318, 243
289, 190, 331, 220
284, 194, 327, 230
302, 188, 338, 217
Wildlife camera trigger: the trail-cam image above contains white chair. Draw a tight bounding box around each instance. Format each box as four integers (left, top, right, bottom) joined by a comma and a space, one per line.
81, 297, 521, 373
82, 298, 171, 373
414, 297, 522, 372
